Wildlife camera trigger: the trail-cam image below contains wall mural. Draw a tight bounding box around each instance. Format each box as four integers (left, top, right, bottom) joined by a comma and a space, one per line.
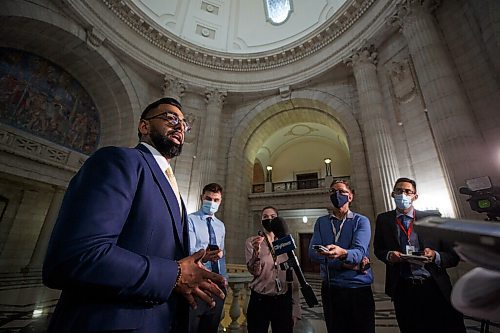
0, 48, 99, 155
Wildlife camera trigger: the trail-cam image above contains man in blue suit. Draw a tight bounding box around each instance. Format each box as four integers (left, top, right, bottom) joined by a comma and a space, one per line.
43, 97, 225, 333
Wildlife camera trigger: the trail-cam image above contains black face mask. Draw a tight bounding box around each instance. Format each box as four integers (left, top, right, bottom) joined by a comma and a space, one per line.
261, 219, 272, 232
330, 191, 349, 209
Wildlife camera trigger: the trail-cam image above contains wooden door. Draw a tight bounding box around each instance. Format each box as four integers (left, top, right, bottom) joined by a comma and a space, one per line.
299, 233, 320, 273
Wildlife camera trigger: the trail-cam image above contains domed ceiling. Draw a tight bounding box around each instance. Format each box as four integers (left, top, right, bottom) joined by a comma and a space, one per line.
95, 0, 387, 90
131, 0, 349, 54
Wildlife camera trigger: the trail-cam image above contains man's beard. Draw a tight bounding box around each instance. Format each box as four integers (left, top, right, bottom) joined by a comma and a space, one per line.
150, 129, 183, 158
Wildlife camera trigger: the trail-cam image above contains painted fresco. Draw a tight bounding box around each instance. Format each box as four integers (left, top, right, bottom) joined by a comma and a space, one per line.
0, 48, 99, 155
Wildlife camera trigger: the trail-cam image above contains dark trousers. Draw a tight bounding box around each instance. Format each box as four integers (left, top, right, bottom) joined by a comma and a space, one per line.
393, 277, 466, 333
321, 281, 375, 333
246, 290, 293, 333
188, 287, 227, 333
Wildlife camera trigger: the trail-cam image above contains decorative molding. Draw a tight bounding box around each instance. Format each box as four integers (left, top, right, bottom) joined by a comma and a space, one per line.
101, 0, 377, 72
387, 0, 441, 30
162, 76, 186, 99
344, 44, 378, 67
205, 89, 227, 107
284, 124, 319, 137
202, 2, 219, 15
85, 26, 106, 49
279, 86, 291, 99
386, 58, 417, 104
0, 126, 86, 172
183, 112, 197, 144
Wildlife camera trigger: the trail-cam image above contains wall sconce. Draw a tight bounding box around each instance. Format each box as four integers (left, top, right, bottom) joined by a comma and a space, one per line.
324, 157, 332, 176
266, 165, 273, 182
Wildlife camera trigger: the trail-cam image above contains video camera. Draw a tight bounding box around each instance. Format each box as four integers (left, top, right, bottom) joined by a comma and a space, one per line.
459, 176, 500, 221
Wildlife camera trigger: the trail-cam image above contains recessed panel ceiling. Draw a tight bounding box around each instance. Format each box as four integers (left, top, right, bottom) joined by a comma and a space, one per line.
131, 0, 348, 54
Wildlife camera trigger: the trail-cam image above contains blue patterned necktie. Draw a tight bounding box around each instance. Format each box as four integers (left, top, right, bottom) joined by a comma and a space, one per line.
206, 217, 219, 273
401, 215, 411, 230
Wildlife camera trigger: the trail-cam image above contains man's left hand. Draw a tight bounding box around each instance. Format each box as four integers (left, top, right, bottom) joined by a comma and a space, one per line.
423, 247, 436, 261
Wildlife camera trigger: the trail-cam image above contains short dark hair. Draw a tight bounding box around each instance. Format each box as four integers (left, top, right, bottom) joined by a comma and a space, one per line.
394, 177, 417, 192
261, 206, 278, 215
330, 179, 355, 194
141, 97, 182, 119
138, 97, 183, 139
202, 183, 223, 195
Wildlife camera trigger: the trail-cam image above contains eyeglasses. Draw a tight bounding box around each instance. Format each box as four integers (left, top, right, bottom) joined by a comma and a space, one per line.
143, 112, 191, 132
329, 188, 350, 195
393, 188, 416, 195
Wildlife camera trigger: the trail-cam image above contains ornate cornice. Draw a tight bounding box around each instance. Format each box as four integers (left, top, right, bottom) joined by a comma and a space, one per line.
0, 125, 87, 173
101, 0, 376, 72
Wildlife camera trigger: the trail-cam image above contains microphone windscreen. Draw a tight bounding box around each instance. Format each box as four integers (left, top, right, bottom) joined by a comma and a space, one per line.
270, 217, 289, 238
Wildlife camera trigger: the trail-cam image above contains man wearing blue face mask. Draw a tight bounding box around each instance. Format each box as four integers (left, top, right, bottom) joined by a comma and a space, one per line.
308, 179, 375, 333
374, 177, 466, 333
187, 183, 228, 333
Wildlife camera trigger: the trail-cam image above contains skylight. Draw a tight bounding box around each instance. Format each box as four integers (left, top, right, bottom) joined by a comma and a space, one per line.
264, 0, 293, 25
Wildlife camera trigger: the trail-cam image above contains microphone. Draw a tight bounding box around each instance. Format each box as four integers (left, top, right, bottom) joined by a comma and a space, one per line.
459, 186, 474, 196
270, 217, 319, 307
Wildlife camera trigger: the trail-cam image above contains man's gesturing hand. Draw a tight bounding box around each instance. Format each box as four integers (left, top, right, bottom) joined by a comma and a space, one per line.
175, 249, 226, 309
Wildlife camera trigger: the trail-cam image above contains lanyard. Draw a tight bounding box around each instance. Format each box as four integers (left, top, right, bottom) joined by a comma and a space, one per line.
395, 210, 416, 244
261, 231, 278, 267
331, 215, 347, 243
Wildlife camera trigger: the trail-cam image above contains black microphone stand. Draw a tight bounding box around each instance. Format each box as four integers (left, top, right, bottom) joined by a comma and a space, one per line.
280, 250, 318, 307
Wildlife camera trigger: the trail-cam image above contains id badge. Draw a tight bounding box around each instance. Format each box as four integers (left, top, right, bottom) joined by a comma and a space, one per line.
405, 245, 415, 255
275, 278, 283, 293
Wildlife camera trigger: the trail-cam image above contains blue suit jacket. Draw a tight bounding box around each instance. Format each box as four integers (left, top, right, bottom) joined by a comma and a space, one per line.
43, 144, 189, 332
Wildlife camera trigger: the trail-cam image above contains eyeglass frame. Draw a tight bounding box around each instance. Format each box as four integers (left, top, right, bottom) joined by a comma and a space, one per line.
142, 111, 192, 133
393, 188, 416, 195
329, 188, 350, 195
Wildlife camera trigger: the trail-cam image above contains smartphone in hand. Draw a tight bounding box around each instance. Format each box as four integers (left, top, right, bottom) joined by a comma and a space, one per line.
359, 262, 371, 272
207, 244, 219, 251
313, 244, 329, 253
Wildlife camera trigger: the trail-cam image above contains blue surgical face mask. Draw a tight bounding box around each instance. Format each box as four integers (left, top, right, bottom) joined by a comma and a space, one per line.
202, 200, 219, 215
394, 194, 412, 210
330, 191, 349, 209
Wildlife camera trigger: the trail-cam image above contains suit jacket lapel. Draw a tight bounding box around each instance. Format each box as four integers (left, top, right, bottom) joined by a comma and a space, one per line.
389, 210, 400, 246
136, 145, 185, 249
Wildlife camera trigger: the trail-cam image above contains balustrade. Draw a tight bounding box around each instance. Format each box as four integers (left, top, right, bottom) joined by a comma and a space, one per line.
219, 268, 252, 332
252, 176, 350, 193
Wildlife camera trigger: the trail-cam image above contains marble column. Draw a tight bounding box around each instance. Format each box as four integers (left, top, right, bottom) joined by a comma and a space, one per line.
389, 0, 489, 217
345, 46, 399, 214
162, 75, 186, 101
198, 89, 226, 187
161, 77, 193, 202
24, 187, 65, 272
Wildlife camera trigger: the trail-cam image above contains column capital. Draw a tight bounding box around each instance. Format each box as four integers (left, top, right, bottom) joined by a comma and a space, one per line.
344, 45, 378, 68
162, 76, 186, 100
388, 0, 441, 30
205, 88, 227, 108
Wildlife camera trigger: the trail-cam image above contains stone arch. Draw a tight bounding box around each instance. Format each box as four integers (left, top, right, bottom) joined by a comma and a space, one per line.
0, 2, 141, 149
224, 90, 373, 263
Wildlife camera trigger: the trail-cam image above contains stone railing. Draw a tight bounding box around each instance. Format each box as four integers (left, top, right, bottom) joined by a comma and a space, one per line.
252, 176, 351, 193
219, 264, 253, 332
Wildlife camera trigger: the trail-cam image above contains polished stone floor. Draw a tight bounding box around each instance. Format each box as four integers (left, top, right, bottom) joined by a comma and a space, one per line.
0, 271, 498, 333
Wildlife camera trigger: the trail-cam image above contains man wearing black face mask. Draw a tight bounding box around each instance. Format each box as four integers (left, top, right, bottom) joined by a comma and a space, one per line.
308, 180, 375, 333
245, 206, 301, 333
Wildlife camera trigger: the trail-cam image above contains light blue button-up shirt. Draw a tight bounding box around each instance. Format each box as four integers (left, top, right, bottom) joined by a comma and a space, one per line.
187, 209, 228, 280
